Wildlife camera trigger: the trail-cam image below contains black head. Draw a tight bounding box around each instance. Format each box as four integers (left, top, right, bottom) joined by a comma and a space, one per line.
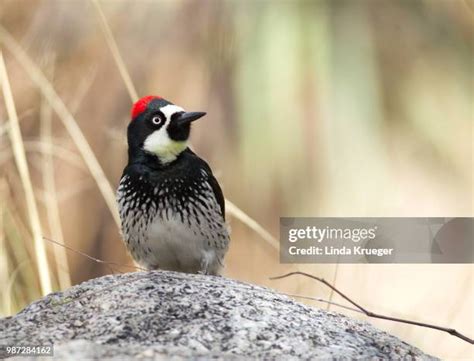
127, 96, 205, 164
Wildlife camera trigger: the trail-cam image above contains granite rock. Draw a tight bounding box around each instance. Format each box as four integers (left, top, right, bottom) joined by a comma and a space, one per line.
0, 271, 435, 360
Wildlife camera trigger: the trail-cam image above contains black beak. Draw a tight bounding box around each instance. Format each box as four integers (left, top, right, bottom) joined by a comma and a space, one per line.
175, 111, 206, 127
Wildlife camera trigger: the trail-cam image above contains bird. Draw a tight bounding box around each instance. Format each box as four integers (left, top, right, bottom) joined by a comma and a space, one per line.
116, 95, 229, 275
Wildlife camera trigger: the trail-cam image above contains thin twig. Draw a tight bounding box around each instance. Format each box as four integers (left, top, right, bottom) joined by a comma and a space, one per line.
38, 237, 157, 309
0, 52, 52, 295
282, 293, 363, 314
42, 236, 147, 274
328, 255, 341, 311
270, 271, 474, 345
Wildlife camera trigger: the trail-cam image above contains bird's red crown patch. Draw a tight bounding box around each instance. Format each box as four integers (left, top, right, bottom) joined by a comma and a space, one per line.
131, 95, 162, 120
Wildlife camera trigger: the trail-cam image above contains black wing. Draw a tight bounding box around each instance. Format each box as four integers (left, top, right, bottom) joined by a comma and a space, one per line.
207, 172, 226, 220
184, 148, 226, 220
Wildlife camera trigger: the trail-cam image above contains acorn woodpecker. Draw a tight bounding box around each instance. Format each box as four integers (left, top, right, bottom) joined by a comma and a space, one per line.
116, 95, 229, 275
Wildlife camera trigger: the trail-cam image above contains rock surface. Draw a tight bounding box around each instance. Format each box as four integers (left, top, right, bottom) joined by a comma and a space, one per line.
1, 271, 435, 360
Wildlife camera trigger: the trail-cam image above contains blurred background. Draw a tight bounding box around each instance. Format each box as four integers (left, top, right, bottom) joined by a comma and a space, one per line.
0, 0, 472, 359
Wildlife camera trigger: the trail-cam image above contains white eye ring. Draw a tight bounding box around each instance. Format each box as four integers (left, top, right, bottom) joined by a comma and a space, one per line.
151, 116, 163, 125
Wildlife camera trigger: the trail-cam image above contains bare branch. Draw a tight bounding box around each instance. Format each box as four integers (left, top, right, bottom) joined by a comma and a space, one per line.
270, 271, 474, 345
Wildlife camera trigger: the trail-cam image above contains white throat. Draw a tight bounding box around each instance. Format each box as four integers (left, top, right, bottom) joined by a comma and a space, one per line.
143, 104, 187, 164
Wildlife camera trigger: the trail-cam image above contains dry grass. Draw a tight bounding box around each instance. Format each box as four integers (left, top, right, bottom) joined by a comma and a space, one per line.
91, 0, 138, 102
40, 80, 71, 289
0, 52, 52, 295
0, 25, 121, 227
0, 179, 10, 314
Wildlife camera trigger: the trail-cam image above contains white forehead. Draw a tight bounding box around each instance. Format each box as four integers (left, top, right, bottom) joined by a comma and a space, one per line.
161, 104, 184, 120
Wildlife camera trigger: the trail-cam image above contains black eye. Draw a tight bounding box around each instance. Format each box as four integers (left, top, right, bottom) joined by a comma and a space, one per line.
151, 115, 164, 126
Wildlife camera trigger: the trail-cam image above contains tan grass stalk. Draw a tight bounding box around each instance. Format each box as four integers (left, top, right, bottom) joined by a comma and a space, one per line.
91, 2, 280, 250
225, 200, 278, 250
0, 108, 36, 136
91, 0, 138, 102
3, 196, 46, 301
40, 90, 71, 289
0, 26, 121, 228
0, 178, 10, 315
5, 260, 31, 315
68, 66, 98, 112
0, 52, 52, 295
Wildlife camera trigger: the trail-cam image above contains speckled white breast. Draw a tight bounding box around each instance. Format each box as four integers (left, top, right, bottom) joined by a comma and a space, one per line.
116, 173, 229, 275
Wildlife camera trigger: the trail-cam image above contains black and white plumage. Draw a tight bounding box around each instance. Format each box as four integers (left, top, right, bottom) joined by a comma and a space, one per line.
116, 96, 229, 275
